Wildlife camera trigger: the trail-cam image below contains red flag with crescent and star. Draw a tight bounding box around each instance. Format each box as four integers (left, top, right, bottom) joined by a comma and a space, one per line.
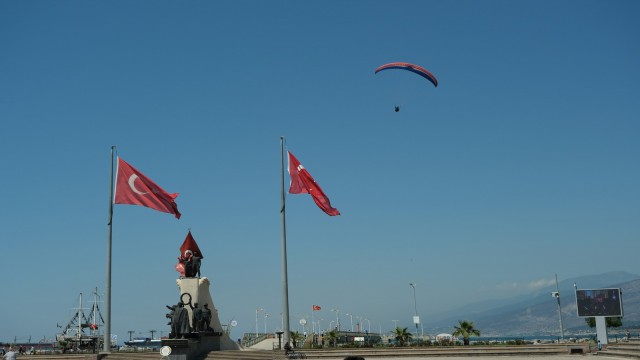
175, 231, 203, 276
179, 230, 204, 259
312, 305, 321, 311
114, 157, 181, 219
287, 151, 340, 216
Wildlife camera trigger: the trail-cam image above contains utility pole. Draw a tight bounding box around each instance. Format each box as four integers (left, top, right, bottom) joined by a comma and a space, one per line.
551, 274, 565, 341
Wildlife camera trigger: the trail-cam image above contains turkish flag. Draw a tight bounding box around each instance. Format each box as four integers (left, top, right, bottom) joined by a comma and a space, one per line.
179, 231, 204, 259
312, 305, 321, 311
114, 157, 181, 219
288, 151, 340, 216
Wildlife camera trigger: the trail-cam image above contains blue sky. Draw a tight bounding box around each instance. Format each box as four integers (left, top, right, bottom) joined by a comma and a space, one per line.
1, 0, 638, 344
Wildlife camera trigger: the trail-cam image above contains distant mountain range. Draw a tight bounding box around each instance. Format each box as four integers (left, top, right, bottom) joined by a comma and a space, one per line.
427, 271, 640, 336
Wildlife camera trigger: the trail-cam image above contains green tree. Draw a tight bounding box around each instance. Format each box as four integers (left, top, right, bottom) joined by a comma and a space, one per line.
58, 340, 69, 354
290, 331, 304, 348
585, 317, 623, 328
393, 326, 413, 347
325, 330, 338, 347
452, 320, 481, 345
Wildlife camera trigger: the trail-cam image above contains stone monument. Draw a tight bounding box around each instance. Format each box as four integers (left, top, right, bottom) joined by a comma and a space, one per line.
162, 231, 240, 359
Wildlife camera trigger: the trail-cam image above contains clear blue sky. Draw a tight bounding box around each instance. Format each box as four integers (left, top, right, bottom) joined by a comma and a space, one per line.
1, 0, 638, 344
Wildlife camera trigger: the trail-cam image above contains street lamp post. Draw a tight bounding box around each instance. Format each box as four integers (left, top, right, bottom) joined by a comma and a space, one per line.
264, 313, 270, 334
299, 317, 308, 334
552, 274, 565, 341
346, 313, 354, 332
356, 316, 363, 333
331, 309, 340, 331
256, 308, 263, 339
392, 319, 399, 330
409, 283, 419, 339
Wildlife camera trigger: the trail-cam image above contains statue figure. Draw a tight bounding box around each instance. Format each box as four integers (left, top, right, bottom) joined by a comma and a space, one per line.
177, 250, 192, 278
201, 303, 212, 332
175, 231, 204, 278
171, 302, 191, 338
193, 255, 201, 278
165, 304, 177, 327
192, 303, 203, 332
177, 250, 202, 278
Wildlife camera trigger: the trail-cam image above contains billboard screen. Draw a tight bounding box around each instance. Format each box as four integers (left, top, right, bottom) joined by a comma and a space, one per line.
576, 288, 623, 317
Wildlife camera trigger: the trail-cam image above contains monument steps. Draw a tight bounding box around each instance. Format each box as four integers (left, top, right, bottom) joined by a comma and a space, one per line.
601, 340, 640, 359
204, 349, 281, 359
295, 344, 586, 358
232, 344, 591, 359
98, 353, 160, 360
20, 355, 88, 360
23, 343, 610, 359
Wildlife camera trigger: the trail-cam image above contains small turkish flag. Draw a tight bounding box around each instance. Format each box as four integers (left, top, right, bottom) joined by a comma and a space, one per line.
312, 305, 321, 311
179, 231, 204, 259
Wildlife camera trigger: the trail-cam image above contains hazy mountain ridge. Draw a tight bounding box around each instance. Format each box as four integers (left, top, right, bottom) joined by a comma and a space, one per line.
428, 271, 640, 336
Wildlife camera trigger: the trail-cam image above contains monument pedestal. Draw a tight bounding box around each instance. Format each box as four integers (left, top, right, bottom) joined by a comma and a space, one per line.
164, 277, 240, 359
161, 332, 222, 359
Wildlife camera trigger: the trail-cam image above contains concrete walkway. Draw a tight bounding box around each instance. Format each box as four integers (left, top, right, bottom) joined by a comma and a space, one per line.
300, 357, 622, 360
353, 357, 619, 360
250, 338, 280, 350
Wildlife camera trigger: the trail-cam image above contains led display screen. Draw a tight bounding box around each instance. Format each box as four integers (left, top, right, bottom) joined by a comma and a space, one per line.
576, 288, 623, 317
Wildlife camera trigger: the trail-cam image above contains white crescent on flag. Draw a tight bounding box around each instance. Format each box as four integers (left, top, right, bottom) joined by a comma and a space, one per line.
128, 174, 148, 195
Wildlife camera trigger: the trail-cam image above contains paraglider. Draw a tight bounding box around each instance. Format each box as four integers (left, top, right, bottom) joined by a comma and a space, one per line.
375, 62, 438, 112
374, 62, 438, 87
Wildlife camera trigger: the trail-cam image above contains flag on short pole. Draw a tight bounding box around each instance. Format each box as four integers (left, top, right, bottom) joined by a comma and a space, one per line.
287, 151, 340, 216
313, 305, 321, 311
114, 157, 181, 219
180, 230, 204, 259
176, 230, 203, 276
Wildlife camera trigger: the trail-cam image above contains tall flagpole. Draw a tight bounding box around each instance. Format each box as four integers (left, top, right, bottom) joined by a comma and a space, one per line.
280, 137, 291, 348
104, 146, 115, 352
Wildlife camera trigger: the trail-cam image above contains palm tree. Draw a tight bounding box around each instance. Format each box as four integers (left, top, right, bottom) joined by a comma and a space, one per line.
393, 326, 413, 347
452, 320, 481, 345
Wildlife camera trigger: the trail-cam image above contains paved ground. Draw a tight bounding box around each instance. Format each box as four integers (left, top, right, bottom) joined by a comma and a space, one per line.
251, 339, 637, 359
316, 356, 619, 360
